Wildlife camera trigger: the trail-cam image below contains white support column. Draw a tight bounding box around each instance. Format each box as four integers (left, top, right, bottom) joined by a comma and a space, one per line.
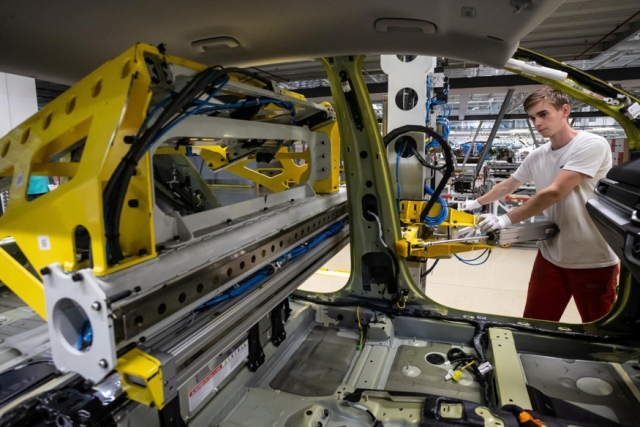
381, 55, 436, 293
0, 73, 37, 214
458, 94, 470, 121
381, 55, 435, 201
0, 73, 38, 137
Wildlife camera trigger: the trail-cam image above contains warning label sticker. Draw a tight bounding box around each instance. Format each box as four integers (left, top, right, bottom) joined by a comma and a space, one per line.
188, 340, 249, 411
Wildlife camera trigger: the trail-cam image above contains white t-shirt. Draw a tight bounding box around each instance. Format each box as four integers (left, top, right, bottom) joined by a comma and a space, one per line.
512, 131, 618, 269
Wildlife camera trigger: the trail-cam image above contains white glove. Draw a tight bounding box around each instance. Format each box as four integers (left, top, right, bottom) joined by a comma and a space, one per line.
459, 199, 482, 212
478, 214, 511, 232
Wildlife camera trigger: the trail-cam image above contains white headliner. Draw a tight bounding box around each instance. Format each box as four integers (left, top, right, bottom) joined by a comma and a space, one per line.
0, 0, 564, 84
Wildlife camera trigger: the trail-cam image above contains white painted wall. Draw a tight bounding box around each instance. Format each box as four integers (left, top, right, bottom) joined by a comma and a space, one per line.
0, 73, 38, 137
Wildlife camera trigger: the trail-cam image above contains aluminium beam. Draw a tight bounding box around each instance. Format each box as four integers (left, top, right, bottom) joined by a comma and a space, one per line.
474, 89, 514, 178
526, 118, 540, 148
447, 110, 609, 122
458, 94, 469, 120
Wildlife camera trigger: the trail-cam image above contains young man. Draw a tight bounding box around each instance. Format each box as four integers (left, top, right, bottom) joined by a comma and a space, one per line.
460, 87, 619, 323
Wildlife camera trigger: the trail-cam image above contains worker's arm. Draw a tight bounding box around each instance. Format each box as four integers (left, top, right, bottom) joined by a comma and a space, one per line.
477, 176, 523, 205
506, 169, 586, 223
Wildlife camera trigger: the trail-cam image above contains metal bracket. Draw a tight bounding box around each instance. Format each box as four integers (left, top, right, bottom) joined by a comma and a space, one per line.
43, 264, 116, 384
339, 71, 364, 131
116, 347, 165, 409
159, 395, 186, 427
247, 323, 265, 372
270, 299, 290, 347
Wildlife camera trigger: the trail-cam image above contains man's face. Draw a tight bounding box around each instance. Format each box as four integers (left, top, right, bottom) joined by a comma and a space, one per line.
527, 100, 570, 138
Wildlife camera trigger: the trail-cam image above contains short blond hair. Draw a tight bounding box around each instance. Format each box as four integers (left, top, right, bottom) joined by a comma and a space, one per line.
523, 87, 570, 112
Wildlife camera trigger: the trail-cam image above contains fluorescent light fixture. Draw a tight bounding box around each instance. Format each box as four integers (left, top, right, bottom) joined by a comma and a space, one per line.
591, 127, 617, 131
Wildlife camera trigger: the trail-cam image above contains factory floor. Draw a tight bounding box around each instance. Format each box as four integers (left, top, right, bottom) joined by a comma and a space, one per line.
299, 245, 583, 324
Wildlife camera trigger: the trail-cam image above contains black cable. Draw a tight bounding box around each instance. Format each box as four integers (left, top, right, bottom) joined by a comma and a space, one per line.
383, 125, 454, 223
290, 294, 396, 316
420, 259, 439, 279
104, 64, 281, 263
223, 67, 272, 89
409, 145, 447, 171
386, 246, 400, 296
104, 66, 221, 262
446, 347, 493, 407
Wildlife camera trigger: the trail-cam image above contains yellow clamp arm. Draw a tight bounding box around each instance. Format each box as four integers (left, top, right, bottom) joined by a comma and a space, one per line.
116, 348, 165, 409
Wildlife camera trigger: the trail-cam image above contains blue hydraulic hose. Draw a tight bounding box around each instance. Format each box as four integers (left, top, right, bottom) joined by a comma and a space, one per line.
77, 321, 93, 350
195, 221, 344, 312
454, 249, 492, 266
134, 96, 174, 142
144, 77, 230, 153
423, 186, 448, 226
196, 98, 296, 124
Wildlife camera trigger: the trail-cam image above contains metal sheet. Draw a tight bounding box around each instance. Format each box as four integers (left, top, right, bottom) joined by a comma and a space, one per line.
488, 328, 532, 409
269, 325, 357, 396
520, 353, 640, 425
384, 343, 483, 403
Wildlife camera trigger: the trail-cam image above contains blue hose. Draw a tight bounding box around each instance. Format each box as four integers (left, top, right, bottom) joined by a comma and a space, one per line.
196, 221, 344, 311
454, 249, 492, 266
77, 321, 93, 351
423, 186, 448, 226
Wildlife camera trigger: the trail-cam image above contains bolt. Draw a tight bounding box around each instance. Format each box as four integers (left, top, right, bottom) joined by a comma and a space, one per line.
317, 422, 323, 427
323, 409, 330, 418
91, 302, 101, 311
123, 136, 135, 144
128, 199, 139, 208
71, 273, 83, 282
99, 359, 108, 368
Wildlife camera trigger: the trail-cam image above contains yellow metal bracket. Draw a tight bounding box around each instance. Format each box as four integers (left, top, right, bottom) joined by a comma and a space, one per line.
116, 348, 165, 409
215, 147, 309, 193
395, 205, 493, 258
197, 146, 230, 170
0, 246, 47, 319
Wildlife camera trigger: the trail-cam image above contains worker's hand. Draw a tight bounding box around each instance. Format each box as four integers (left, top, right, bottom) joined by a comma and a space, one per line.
478, 214, 511, 232
459, 199, 482, 212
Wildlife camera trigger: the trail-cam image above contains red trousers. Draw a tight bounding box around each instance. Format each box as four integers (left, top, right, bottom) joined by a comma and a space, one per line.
523, 251, 619, 323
